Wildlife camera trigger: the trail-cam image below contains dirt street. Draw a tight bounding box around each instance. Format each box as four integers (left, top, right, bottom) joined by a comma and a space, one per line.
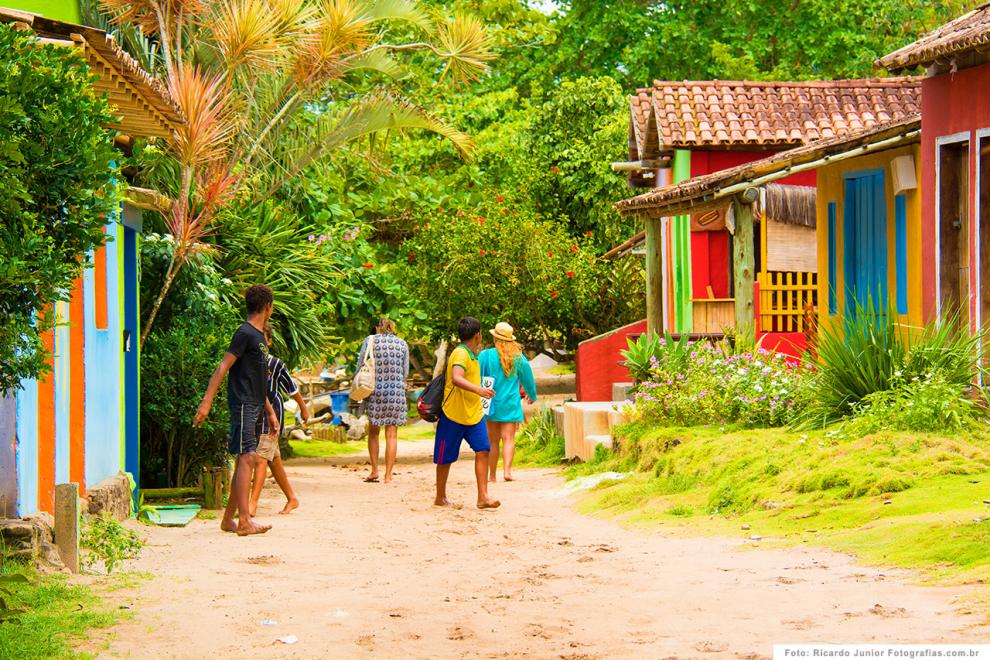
94, 436, 988, 658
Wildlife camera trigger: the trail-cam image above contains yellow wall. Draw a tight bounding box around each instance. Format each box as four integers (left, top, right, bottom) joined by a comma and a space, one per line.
815, 144, 923, 329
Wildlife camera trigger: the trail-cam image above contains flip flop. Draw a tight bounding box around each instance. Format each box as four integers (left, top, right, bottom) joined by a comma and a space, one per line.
363, 476, 379, 483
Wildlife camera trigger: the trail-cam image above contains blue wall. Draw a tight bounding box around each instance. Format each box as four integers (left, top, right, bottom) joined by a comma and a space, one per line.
83, 219, 124, 488
15, 376, 39, 515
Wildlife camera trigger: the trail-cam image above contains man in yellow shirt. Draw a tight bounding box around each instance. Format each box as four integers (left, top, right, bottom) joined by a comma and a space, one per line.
434, 317, 500, 509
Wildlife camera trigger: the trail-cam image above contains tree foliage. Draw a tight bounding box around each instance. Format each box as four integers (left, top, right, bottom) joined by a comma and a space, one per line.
0, 25, 120, 393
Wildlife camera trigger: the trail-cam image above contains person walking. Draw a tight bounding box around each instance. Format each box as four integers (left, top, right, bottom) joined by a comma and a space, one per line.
479, 322, 537, 482
356, 318, 409, 484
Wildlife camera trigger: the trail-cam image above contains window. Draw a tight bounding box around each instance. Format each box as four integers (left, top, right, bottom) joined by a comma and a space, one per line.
895, 195, 908, 314
827, 201, 837, 315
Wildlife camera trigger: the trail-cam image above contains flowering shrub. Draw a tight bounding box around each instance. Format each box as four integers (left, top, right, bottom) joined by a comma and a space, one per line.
629, 340, 810, 428
842, 372, 985, 435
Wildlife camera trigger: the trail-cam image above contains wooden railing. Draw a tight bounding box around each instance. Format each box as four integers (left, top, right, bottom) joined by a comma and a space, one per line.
757, 271, 817, 333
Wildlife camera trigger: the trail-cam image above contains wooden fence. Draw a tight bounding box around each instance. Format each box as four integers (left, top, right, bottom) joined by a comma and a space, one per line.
757, 271, 817, 333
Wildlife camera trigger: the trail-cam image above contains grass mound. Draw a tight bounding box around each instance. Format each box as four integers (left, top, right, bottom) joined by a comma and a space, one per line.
570, 422, 990, 583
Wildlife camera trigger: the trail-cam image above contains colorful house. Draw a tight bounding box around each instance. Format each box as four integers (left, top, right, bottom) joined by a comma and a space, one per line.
576, 80, 920, 401
0, 9, 182, 517
878, 3, 990, 333
614, 116, 924, 336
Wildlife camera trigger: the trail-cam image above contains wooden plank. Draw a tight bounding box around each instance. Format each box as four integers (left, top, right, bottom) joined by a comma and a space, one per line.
645, 218, 663, 335
732, 193, 757, 335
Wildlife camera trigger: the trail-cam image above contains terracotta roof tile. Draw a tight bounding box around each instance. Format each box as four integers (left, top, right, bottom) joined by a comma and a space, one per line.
878, 2, 990, 73
628, 79, 921, 160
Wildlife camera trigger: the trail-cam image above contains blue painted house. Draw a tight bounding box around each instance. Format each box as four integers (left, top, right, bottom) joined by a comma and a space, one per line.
0, 9, 182, 517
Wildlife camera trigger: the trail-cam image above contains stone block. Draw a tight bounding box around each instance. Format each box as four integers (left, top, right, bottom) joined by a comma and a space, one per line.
612, 382, 635, 401
563, 402, 619, 462
55, 483, 79, 573
0, 514, 65, 571
551, 406, 566, 439
87, 473, 132, 521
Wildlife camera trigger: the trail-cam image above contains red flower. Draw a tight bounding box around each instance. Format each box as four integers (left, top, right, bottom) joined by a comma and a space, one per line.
362, 262, 374, 269
501, 208, 508, 215
548, 251, 553, 258
571, 245, 579, 252
458, 210, 464, 217
407, 252, 416, 263
566, 271, 575, 278
497, 194, 504, 203
550, 290, 559, 299
550, 166, 560, 174
438, 207, 444, 213
477, 218, 486, 225
479, 249, 487, 256
585, 231, 593, 237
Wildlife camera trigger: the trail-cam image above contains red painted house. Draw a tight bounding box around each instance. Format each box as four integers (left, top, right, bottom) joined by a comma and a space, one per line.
577, 79, 921, 401
879, 3, 990, 333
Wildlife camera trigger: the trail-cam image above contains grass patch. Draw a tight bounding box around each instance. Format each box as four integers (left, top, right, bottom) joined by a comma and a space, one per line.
544, 364, 575, 376
288, 439, 365, 458
0, 562, 119, 658
515, 408, 565, 467
571, 422, 990, 584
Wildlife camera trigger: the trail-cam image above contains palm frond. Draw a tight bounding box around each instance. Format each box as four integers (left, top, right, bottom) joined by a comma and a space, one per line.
208, 0, 280, 72
363, 0, 430, 30
434, 14, 495, 83
167, 63, 237, 166
340, 48, 406, 79
258, 91, 473, 200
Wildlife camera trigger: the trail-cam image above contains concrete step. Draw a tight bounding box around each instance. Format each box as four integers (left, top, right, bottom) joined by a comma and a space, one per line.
562, 402, 631, 462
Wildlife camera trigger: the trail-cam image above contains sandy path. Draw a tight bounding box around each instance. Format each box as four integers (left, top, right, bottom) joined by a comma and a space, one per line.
94, 438, 988, 658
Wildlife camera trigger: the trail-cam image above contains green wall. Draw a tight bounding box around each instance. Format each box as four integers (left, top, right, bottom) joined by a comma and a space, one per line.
672, 150, 693, 333
4, 0, 80, 23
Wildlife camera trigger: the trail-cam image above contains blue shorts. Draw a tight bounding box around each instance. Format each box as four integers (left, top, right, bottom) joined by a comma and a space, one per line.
227, 403, 264, 455
433, 412, 490, 464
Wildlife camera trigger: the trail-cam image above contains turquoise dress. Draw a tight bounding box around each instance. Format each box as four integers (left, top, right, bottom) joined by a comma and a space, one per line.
478, 348, 537, 423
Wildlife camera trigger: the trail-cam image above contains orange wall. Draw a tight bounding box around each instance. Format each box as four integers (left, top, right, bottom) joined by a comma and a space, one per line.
70, 279, 86, 494
37, 325, 55, 514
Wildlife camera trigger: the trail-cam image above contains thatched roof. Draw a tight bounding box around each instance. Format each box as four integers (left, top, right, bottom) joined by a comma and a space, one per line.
763, 184, 816, 228
0, 7, 183, 138
878, 2, 990, 73
616, 114, 921, 219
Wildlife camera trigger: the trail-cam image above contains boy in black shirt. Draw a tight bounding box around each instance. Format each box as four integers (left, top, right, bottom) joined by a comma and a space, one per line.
194, 284, 280, 536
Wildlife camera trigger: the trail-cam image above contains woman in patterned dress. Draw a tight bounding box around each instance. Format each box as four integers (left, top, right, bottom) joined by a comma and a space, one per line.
356, 318, 409, 483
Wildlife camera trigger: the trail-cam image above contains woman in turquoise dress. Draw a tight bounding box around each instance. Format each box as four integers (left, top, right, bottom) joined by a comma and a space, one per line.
479, 322, 537, 482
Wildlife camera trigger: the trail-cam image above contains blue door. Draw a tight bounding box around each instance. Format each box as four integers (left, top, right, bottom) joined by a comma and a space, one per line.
843, 170, 888, 313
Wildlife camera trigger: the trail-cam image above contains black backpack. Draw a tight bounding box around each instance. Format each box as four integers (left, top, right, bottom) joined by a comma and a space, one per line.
417, 358, 452, 422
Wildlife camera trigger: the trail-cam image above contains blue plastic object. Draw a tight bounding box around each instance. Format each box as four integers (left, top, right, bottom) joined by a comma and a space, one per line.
330, 391, 350, 425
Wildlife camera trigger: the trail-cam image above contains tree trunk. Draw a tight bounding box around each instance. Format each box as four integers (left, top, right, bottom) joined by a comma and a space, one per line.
201, 467, 225, 509
731, 191, 757, 337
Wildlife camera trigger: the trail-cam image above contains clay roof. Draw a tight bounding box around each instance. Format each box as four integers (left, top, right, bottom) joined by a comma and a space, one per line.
629, 79, 921, 160
617, 114, 921, 219
0, 8, 183, 138
879, 3, 990, 73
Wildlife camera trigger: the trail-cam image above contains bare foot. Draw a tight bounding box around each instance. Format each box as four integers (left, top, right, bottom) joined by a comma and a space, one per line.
477, 498, 501, 510
236, 520, 272, 536
434, 497, 452, 507
384, 473, 393, 484
504, 474, 514, 482
488, 475, 497, 483
279, 497, 299, 515
249, 504, 258, 517
220, 519, 238, 533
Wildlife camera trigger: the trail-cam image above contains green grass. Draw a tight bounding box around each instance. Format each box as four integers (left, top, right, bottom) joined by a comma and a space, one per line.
514, 407, 565, 467
569, 422, 990, 586
545, 364, 575, 376
0, 562, 119, 658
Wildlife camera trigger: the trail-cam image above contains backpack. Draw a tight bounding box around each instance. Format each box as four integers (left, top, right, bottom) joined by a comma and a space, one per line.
349, 335, 376, 401
417, 357, 452, 422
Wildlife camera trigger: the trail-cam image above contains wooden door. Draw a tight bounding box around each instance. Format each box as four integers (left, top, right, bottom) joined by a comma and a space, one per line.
939, 140, 970, 325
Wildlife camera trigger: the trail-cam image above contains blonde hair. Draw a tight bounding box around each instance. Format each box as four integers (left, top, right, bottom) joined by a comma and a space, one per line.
376, 318, 396, 334
494, 338, 522, 376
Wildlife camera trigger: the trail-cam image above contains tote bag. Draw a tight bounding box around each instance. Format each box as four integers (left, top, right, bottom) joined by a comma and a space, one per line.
350, 336, 376, 401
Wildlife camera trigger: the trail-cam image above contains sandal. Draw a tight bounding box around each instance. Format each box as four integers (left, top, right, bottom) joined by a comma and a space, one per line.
363, 476, 379, 483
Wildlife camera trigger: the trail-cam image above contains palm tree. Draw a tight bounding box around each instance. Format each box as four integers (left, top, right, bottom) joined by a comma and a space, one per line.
95, 0, 493, 346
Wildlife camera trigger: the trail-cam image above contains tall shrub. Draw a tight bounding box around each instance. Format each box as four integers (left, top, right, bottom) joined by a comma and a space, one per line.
0, 25, 120, 392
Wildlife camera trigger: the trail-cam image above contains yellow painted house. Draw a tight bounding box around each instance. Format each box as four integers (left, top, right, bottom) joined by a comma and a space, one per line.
815, 139, 924, 329
617, 115, 924, 332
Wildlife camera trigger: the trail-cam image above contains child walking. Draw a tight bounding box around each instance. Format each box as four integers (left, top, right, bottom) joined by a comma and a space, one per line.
194, 284, 280, 536
250, 323, 310, 516
433, 317, 500, 509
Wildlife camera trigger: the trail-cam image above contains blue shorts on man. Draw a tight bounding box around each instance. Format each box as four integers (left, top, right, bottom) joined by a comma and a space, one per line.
434, 411, 490, 464
227, 402, 264, 455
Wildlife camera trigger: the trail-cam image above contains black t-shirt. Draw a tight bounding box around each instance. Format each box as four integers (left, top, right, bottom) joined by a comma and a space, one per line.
226, 322, 269, 407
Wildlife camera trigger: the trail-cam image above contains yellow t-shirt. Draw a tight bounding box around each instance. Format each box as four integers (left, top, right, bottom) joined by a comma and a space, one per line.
442, 345, 483, 425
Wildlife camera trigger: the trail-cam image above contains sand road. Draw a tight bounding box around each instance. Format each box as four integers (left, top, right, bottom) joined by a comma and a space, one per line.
94, 436, 988, 658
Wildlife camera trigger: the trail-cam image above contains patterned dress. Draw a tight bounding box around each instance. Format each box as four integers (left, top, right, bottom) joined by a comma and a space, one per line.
356, 333, 409, 427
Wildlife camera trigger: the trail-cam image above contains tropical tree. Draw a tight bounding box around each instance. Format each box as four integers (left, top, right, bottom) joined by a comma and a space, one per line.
0, 25, 120, 392
93, 0, 494, 348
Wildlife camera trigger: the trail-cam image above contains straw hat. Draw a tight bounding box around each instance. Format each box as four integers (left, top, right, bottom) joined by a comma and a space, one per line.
490, 322, 516, 342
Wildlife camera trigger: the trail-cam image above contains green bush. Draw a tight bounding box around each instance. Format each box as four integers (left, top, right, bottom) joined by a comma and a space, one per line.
844, 375, 984, 435
0, 25, 120, 392
799, 306, 984, 427
80, 514, 144, 574
515, 407, 565, 466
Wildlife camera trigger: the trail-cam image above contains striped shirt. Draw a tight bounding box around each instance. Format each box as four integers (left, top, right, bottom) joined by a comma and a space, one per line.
262, 355, 299, 435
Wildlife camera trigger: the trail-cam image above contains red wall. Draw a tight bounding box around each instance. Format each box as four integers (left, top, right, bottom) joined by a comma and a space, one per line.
920, 62, 990, 324
689, 151, 817, 300
575, 319, 648, 401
